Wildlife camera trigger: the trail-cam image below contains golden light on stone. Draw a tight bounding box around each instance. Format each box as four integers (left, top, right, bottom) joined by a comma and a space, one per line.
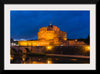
18, 25, 86, 46
18, 25, 67, 46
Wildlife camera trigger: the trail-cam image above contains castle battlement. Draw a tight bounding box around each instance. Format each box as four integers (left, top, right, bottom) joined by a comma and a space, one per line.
18, 25, 86, 46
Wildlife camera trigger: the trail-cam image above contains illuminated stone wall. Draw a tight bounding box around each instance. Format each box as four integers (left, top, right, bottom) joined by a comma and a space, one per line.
18, 25, 68, 46
38, 25, 67, 41
18, 40, 51, 46
18, 24, 87, 46
18, 40, 86, 46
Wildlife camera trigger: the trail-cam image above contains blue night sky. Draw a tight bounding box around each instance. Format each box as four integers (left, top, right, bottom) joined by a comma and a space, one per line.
10, 11, 90, 40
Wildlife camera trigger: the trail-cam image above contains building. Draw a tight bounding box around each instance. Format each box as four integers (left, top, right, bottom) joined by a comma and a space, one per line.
18, 24, 86, 46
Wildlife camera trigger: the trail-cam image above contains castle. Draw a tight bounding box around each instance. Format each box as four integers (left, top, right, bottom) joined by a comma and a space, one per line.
18, 24, 86, 46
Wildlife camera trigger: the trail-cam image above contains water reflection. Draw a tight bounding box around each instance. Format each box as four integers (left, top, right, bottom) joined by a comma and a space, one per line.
47, 58, 52, 64
10, 54, 89, 64
10, 56, 13, 60
71, 59, 77, 61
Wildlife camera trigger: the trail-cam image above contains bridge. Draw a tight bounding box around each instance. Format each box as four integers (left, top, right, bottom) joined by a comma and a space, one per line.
11, 45, 90, 57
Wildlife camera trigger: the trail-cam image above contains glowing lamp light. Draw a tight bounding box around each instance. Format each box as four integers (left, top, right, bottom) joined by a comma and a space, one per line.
75, 39, 77, 41
22, 58, 25, 61
85, 46, 90, 51
87, 46, 90, 50
10, 56, 13, 60
32, 61, 37, 64
46, 46, 53, 50
47, 60, 52, 64
63, 38, 67, 40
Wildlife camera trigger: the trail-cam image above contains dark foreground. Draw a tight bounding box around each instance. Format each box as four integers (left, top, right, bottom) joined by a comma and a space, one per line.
10, 53, 89, 64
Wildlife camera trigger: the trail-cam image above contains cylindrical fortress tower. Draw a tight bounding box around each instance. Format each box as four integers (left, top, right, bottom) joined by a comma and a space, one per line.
38, 25, 67, 41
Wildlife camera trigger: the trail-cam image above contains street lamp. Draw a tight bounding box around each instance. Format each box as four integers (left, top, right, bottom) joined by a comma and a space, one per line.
85, 45, 90, 51
46, 46, 53, 50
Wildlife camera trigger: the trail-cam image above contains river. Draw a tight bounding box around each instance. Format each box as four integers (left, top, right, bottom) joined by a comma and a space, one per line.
10, 54, 89, 64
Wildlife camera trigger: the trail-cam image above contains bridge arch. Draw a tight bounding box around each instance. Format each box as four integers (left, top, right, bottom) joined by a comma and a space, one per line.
22, 48, 30, 54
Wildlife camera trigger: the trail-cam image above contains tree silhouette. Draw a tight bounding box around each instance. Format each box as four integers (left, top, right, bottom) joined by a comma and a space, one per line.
11, 38, 14, 43
84, 35, 90, 45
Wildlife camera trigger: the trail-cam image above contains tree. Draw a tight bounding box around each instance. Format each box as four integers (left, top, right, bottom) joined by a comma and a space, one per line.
11, 38, 14, 43
84, 35, 90, 45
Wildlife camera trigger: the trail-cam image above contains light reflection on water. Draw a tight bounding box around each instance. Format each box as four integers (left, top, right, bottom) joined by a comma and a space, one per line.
10, 54, 89, 64
21, 55, 53, 64
47, 58, 52, 64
